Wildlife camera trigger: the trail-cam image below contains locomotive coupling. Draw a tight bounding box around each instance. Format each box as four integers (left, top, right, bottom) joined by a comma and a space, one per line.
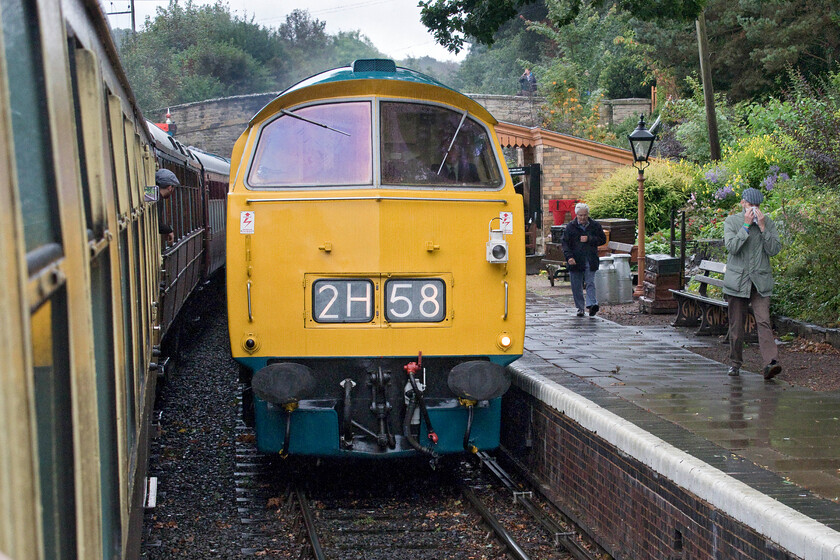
447, 360, 511, 402
252, 363, 316, 405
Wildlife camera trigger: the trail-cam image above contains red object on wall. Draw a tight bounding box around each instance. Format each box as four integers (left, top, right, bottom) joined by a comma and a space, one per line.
548, 199, 579, 225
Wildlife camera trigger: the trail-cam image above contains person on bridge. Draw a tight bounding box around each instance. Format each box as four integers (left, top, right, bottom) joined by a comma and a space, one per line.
561, 202, 606, 317
155, 168, 179, 244
723, 187, 782, 379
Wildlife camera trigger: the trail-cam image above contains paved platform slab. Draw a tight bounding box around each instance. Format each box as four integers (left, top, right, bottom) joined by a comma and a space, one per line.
523, 284, 840, 529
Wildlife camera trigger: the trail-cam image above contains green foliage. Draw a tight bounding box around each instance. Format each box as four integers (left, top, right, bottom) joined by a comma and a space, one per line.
739, 98, 797, 136
660, 77, 744, 162
633, 0, 840, 102
118, 3, 383, 113
529, 2, 649, 99
586, 160, 694, 232
418, 0, 532, 53
686, 135, 795, 213
399, 56, 460, 86
776, 69, 840, 189
418, 0, 704, 53
770, 179, 840, 327
451, 2, 550, 95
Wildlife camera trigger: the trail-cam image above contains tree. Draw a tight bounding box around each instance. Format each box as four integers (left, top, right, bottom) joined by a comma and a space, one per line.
635, 0, 840, 101
120, 1, 286, 111
451, 2, 551, 94
419, 0, 705, 53
118, 2, 385, 113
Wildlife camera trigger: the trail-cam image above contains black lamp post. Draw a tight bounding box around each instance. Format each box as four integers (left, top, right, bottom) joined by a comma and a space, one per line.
627, 114, 657, 299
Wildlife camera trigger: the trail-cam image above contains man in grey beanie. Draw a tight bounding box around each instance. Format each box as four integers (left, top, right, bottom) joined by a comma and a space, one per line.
722, 187, 782, 379
155, 168, 180, 244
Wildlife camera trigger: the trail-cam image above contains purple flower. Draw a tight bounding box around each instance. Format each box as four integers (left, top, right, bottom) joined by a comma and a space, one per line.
769, 165, 780, 174
713, 186, 734, 200
705, 168, 723, 183
761, 175, 777, 190
779, 172, 790, 181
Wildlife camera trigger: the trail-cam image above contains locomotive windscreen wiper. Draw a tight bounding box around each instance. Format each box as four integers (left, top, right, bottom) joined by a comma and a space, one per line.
280, 109, 350, 136
436, 110, 469, 175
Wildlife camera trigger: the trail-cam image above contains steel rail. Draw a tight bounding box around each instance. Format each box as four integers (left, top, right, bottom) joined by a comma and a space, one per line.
477, 452, 598, 560
294, 487, 326, 560
457, 482, 532, 560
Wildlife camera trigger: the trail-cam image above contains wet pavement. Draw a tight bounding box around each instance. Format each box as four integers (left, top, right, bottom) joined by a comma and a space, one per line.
523, 275, 840, 527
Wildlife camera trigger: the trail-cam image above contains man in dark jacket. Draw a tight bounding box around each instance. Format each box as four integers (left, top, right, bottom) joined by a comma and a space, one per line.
561, 202, 607, 316
519, 68, 537, 94
155, 168, 179, 244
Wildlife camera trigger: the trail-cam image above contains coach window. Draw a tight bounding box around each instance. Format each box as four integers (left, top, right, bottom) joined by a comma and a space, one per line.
248, 101, 372, 187
380, 101, 502, 188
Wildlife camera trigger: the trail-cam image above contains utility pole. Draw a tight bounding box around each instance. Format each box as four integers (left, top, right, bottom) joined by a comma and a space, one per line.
105, 0, 136, 33
696, 10, 720, 161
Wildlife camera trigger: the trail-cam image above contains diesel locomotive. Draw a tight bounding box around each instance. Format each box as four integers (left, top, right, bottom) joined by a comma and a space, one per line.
228, 59, 525, 458
0, 2, 228, 558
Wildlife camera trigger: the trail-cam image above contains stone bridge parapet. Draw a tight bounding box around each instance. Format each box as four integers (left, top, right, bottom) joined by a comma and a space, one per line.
152, 92, 549, 158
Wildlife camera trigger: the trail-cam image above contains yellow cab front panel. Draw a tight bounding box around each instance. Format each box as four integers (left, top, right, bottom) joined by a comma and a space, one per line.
227, 68, 525, 364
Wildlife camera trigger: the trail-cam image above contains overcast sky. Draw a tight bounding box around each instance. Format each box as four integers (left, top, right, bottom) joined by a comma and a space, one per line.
101, 0, 467, 62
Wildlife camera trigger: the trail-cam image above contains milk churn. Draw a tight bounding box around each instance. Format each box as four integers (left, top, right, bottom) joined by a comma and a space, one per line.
595, 256, 616, 304
612, 254, 633, 303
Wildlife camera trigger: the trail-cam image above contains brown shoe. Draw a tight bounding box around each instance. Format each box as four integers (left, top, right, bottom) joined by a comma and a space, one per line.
763, 361, 781, 380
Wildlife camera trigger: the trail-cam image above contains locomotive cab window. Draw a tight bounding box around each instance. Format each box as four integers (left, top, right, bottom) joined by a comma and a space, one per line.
248, 101, 372, 187
380, 102, 502, 188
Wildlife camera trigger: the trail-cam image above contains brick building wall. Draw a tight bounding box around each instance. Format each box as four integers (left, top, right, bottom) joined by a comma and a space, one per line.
501, 386, 800, 560
537, 145, 626, 231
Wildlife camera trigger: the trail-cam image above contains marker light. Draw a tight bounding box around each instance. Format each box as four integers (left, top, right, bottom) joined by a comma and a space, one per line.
242, 334, 260, 353
498, 333, 513, 350
486, 217, 509, 264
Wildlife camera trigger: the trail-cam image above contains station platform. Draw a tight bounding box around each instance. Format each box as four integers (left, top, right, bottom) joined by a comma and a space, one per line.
513, 277, 840, 557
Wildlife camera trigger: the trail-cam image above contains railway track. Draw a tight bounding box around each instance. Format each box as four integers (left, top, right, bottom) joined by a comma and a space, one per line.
234, 397, 602, 560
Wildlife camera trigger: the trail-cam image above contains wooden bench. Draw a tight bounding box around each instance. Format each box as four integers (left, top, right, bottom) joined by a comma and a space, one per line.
670, 259, 757, 340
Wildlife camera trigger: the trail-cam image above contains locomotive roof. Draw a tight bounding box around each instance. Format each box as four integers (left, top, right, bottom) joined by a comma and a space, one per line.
281, 59, 454, 96
249, 59, 496, 128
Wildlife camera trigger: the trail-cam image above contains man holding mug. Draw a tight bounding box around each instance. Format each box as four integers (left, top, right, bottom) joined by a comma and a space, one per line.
561, 202, 606, 317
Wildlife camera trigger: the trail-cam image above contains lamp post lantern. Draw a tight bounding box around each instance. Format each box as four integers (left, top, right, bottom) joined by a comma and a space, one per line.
627, 114, 657, 299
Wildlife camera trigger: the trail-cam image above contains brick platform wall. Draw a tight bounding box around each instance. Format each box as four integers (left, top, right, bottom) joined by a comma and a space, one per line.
501, 387, 798, 560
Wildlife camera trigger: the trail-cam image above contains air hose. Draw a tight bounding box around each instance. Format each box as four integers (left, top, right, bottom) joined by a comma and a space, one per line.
403, 393, 439, 459
460, 398, 478, 454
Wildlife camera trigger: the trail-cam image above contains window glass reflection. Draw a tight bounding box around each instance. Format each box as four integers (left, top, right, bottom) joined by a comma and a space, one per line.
248, 102, 372, 187
380, 102, 501, 188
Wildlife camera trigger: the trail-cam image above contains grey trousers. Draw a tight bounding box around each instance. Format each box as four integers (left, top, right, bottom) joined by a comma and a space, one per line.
727, 285, 778, 368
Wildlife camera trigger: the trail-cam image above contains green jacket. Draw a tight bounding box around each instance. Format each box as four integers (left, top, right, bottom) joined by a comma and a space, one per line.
722, 211, 781, 298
